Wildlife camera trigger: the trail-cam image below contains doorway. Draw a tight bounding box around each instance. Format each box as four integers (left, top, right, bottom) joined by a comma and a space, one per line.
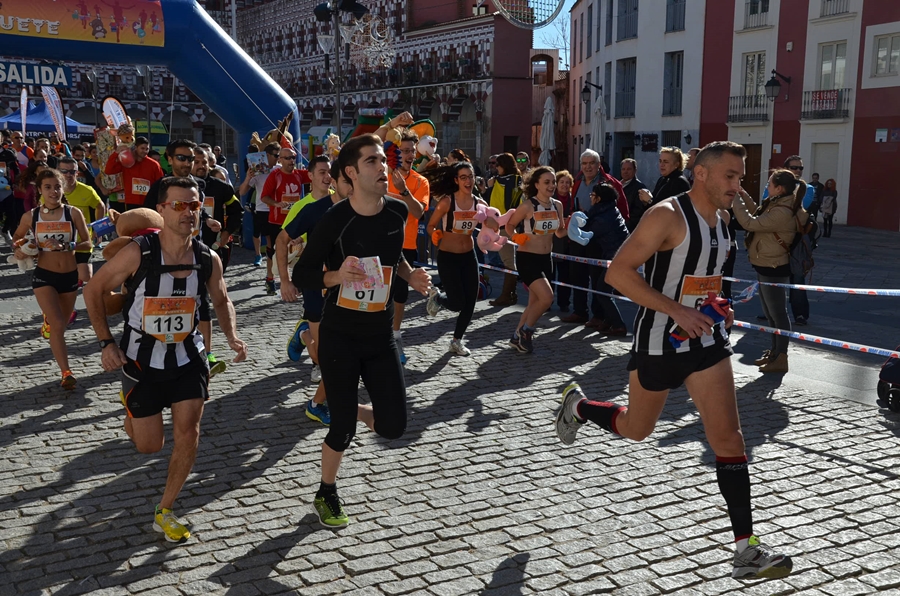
743, 144, 762, 204
811, 142, 839, 186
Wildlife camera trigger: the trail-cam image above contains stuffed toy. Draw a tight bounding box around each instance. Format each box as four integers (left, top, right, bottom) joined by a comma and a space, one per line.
115, 120, 136, 168
250, 112, 295, 152
324, 134, 341, 160
382, 126, 403, 171
7, 235, 38, 272
408, 120, 437, 172
669, 292, 731, 349
100, 208, 164, 315
476, 228, 512, 254
567, 211, 594, 246
474, 204, 514, 227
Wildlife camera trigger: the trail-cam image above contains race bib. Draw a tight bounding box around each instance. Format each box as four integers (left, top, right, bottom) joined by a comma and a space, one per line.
202, 196, 215, 217
35, 221, 72, 249
278, 193, 300, 220
337, 266, 394, 312
132, 177, 151, 196
678, 275, 723, 310
532, 210, 560, 235
452, 210, 478, 235
142, 297, 195, 344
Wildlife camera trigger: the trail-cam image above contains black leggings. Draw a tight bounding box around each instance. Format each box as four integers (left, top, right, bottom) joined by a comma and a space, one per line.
436, 249, 479, 340
318, 326, 407, 452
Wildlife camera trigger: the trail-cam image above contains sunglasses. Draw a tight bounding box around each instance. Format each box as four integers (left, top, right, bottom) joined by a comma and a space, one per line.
13, 136, 23, 140
788, 165, 804, 172
516, 158, 528, 163
59, 169, 77, 175
172, 154, 195, 163
280, 155, 297, 161
163, 200, 202, 212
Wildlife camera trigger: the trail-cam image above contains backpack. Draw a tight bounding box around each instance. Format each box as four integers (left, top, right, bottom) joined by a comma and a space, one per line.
775, 209, 820, 279
122, 233, 214, 314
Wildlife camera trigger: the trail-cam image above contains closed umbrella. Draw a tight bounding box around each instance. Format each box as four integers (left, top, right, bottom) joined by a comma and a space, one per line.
589, 94, 606, 159
538, 95, 556, 166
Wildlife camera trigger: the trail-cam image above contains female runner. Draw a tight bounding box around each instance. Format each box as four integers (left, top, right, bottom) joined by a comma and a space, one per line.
504, 166, 568, 353
13, 169, 92, 389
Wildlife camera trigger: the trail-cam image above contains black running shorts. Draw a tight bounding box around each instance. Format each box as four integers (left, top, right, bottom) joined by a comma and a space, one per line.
32, 267, 79, 294
121, 358, 210, 418
627, 344, 734, 392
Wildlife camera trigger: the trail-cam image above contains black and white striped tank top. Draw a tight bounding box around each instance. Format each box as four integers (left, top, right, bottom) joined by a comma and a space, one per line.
632, 193, 731, 356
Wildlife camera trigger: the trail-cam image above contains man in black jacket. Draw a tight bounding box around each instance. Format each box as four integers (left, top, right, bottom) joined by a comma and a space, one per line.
192, 147, 242, 273
619, 158, 648, 231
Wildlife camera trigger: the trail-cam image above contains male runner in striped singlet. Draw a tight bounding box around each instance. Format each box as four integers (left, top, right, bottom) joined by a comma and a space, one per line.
554, 141, 793, 580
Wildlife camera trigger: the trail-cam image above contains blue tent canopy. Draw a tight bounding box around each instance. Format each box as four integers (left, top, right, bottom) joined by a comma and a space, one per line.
0, 102, 94, 135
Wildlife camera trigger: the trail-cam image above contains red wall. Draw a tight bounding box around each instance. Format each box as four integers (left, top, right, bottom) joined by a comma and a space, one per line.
490, 14, 533, 154
698, 0, 735, 146
768, 0, 809, 171
848, 0, 900, 230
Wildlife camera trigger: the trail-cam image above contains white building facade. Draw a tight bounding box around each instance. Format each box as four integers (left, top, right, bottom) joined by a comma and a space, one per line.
568, 0, 707, 183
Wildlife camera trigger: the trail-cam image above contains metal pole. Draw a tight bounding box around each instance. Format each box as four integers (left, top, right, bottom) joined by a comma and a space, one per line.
145, 67, 151, 138
332, 5, 342, 134
231, 0, 237, 41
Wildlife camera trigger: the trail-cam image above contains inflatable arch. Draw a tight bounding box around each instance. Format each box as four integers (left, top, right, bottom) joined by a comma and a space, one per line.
0, 0, 300, 147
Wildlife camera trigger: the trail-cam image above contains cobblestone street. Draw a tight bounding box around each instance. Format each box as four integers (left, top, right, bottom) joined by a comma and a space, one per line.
2, 226, 900, 595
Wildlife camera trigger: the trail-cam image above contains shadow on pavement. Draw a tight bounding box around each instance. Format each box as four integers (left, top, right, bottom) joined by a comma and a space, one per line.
480, 553, 530, 595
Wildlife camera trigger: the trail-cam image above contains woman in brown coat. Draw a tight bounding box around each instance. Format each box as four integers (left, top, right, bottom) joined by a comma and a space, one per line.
732, 169, 808, 373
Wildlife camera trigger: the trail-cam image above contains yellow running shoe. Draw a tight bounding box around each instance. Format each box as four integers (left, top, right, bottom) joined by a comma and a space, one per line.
41, 315, 50, 340
153, 506, 191, 542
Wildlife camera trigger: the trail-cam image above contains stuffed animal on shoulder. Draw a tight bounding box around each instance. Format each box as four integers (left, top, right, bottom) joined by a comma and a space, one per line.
382, 126, 403, 171
251, 111, 295, 151
407, 119, 437, 173
100, 208, 165, 315
116, 120, 136, 168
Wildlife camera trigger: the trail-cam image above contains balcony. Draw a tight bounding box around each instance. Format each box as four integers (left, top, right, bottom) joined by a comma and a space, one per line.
743, 0, 769, 29
615, 91, 635, 118
820, 0, 850, 17
801, 88, 851, 120
727, 95, 769, 123
617, 0, 638, 41
666, 0, 686, 33
663, 87, 683, 116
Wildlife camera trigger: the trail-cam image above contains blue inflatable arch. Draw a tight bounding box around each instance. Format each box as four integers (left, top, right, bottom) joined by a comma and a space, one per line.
0, 0, 300, 146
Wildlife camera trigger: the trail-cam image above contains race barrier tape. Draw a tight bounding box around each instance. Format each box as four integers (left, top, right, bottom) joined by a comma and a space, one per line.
549, 252, 900, 297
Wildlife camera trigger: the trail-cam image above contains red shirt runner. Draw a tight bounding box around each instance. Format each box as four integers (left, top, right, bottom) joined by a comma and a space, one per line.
261, 168, 311, 226
105, 154, 164, 206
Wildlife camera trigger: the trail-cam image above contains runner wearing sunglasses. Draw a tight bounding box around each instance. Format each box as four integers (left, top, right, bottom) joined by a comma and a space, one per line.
85, 176, 247, 544
142, 140, 198, 210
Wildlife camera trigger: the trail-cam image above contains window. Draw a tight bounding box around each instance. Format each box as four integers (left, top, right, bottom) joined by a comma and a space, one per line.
578, 76, 583, 124
875, 34, 900, 76
573, 18, 578, 66
663, 51, 683, 115
596, 0, 603, 51
580, 15, 585, 63
472, 3, 487, 15
586, 6, 593, 58
617, 0, 638, 41
743, 0, 769, 29
604, 62, 612, 119
819, 42, 847, 89
605, 0, 613, 45
533, 59, 549, 86
662, 130, 682, 147
615, 57, 637, 118
585, 72, 592, 123
742, 51, 766, 97
666, 0, 685, 33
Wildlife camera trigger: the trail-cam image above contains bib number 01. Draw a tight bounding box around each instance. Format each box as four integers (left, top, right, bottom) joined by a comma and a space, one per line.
337, 266, 394, 312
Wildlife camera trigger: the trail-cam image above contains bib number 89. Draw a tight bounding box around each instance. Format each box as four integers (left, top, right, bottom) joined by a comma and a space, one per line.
460, 221, 474, 230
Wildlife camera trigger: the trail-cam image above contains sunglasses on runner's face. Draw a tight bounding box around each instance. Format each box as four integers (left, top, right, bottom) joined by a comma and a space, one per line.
59, 169, 77, 175
172, 154, 195, 163
163, 200, 202, 212
280, 155, 296, 161
788, 165, 804, 172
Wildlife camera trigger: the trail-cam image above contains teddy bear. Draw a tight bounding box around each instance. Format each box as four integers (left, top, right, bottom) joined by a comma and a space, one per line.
7, 234, 38, 272
100, 207, 164, 315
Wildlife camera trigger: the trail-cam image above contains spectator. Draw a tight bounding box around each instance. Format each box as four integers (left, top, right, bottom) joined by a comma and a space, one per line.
684, 147, 700, 186
34, 137, 59, 169
808, 172, 824, 221
10, 132, 33, 169
486, 153, 523, 307
213, 145, 227, 165
646, 146, 691, 206
515, 151, 531, 177
781, 155, 813, 325
553, 170, 575, 312
820, 178, 837, 238
619, 157, 648, 231
582, 183, 629, 334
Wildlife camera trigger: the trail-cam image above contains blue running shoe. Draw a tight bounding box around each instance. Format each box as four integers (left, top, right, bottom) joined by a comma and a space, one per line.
287, 320, 309, 362
253, 254, 263, 267
306, 399, 331, 426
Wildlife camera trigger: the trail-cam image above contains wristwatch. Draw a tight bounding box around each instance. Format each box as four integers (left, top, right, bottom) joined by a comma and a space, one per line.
400, 189, 410, 197
99, 338, 116, 350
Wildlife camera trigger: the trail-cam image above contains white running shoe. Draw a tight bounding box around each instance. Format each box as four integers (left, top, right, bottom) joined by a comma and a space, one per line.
311, 364, 322, 383
449, 338, 471, 356
555, 382, 586, 445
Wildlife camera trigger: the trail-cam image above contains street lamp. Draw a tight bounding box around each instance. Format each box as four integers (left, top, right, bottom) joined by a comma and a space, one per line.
314, 0, 369, 129
581, 81, 602, 104
765, 70, 792, 102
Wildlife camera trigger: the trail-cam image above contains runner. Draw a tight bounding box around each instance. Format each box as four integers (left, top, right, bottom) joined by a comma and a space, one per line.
554, 141, 793, 580
424, 162, 496, 356
503, 166, 567, 353
59, 156, 105, 285
84, 176, 247, 543
192, 147, 242, 273
260, 146, 311, 296
238, 142, 280, 267
104, 136, 164, 211
12, 169, 92, 389
374, 116, 429, 364
142, 140, 197, 210
277, 158, 351, 423
293, 134, 432, 528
